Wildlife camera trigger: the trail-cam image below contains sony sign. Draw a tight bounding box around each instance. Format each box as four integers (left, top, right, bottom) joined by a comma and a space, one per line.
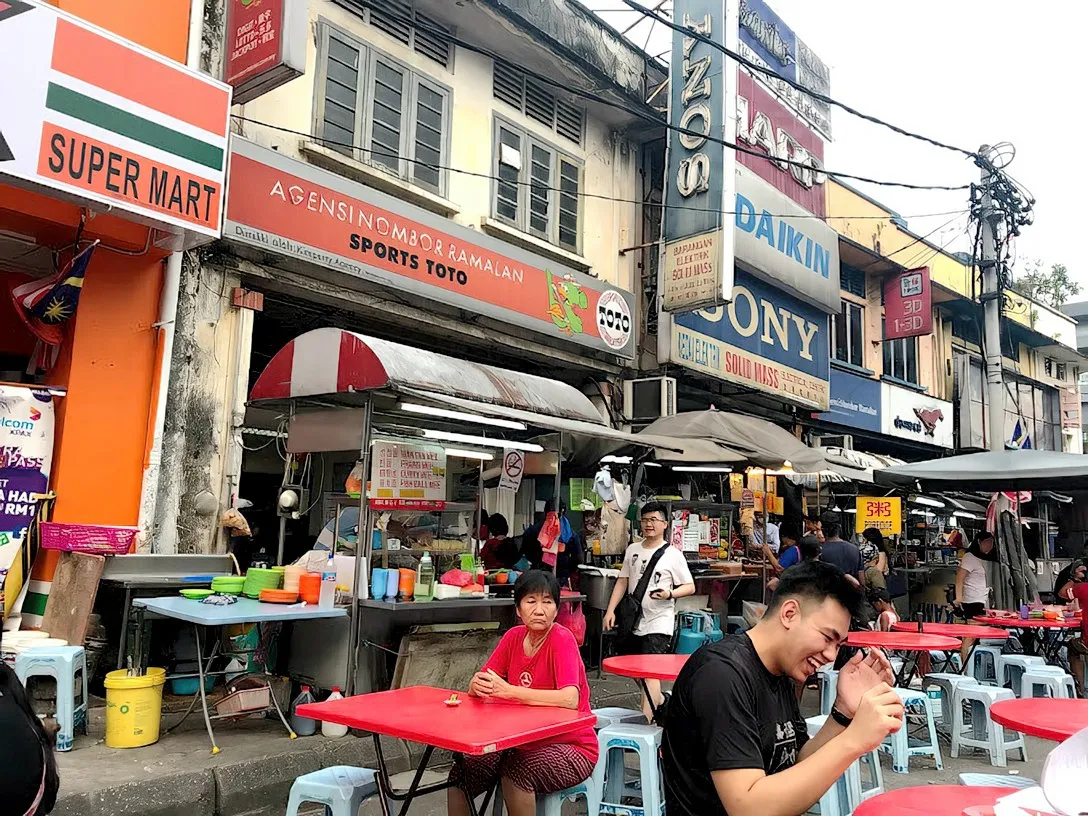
660, 0, 738, 314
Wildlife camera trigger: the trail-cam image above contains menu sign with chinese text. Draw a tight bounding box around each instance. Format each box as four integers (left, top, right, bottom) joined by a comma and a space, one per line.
855, 496, 902, 535
223, 0, 306, 105
884, 267, 932, 341
368, 442, 447, 508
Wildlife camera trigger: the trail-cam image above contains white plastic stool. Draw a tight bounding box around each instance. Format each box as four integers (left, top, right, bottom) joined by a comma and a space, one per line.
930, 651, 962, 672
537, 777, 601, 816
923, 672, 975, 729
845, 742, 884, 806
596, 722, 665, 816
880, 689, 942, 774
1021, 666, 1077, 699
592, 707, 647, 729
998, 655, 1045, 697
959, 772, 1037, 789
285, 766, 382, 816
950, 684, 1026, 768
805, 716, 856, 815
817, 667, 838, 716
14, 645, 87, 752
970, 645, 1003, 685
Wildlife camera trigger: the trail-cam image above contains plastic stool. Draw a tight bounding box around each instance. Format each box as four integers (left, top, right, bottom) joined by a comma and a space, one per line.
817, 667, 838, 716
537, 777, 601, 816
923, 672, 975, 729
998, 655, 1045, 697
1021, 666, 1077, 699
14, 645, 87, 752
850, 746, 885, 804
930, 650, 962, 672
879, 689, 942, 774
950, 684, 1026, 768
970, 645, 1003, 685
805, 716, 851, 815
286, 766, 382, 816
596, 722, 665, 816
592, 707, 647, 730
959, 772, 1037, 789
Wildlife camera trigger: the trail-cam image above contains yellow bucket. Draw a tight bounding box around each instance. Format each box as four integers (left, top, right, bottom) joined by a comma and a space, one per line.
103, 667, 167, 748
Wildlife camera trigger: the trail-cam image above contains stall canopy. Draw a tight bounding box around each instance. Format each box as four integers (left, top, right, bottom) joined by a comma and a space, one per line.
249, 328, 684, 452
874, 450, 1088, 492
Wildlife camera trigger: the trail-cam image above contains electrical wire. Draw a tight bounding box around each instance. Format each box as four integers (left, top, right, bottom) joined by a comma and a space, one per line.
860, 213, 967, 272
234, 114, 970, 224
339, 0, 970, 192
612, 0, 978, 160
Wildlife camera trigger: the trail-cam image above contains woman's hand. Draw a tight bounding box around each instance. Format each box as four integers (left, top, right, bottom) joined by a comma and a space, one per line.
469, 671, 496, 698
485, 669, 520, 701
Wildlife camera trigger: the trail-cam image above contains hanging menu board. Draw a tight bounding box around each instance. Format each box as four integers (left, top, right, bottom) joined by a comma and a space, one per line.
368, 441, 447, 510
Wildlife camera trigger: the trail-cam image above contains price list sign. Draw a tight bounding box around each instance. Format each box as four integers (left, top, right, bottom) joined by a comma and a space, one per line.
369, 442, 447, 507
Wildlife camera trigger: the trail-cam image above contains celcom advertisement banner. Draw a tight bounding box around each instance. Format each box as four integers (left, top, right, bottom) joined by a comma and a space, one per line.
0, 386, 55, 622
660, 0, 738, 313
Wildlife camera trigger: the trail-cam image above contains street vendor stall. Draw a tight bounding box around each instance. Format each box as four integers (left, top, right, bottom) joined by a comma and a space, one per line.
247, 328, 684, 694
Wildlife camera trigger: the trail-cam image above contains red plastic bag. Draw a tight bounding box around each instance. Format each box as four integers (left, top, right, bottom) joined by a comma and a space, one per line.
558, 601, 587, 646
439, 569, 473, 587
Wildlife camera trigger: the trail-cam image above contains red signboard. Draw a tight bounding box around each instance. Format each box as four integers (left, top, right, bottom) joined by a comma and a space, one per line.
223, 0, 304, 105
884, 266, 932, 341
736, 72, 826, 218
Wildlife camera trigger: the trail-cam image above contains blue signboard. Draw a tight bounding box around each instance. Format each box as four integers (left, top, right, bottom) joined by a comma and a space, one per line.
670, 270, 830, 409
818, 367, 882, 433
738, 0, 797, 81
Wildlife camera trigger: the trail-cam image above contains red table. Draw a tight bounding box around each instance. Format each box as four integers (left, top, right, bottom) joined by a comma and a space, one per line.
973, 615, 1082, 663
853, 785, 1011, 815
602, 653, 690, 682
298, 686, 596, 815
891, 622, 1010, 641
846, 631, 961, 687
990, 697, 1088, 742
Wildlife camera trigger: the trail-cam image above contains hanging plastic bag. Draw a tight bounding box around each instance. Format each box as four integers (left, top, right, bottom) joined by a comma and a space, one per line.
345, 462, 364, 497
558, 600, 587, 646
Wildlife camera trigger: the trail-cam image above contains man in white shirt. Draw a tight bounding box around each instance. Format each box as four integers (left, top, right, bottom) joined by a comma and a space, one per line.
604, 501, 696, 719
753, 517, 782, 572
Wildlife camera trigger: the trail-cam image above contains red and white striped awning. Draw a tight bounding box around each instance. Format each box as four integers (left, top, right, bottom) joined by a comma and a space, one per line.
249, 328, 605, 424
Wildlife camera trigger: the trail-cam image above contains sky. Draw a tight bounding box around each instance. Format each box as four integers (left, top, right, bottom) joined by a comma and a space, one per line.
586, 1, 1088, 293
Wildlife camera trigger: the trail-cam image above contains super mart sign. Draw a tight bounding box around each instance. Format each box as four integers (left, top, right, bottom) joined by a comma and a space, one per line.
0, 0, 231, 247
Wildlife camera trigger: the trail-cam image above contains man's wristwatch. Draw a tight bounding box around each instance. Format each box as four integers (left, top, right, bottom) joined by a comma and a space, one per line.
830, 706, 853, 728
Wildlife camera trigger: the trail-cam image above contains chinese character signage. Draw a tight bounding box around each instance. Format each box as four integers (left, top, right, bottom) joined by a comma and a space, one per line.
660, 0, 738, 313
884, 266, 932, 341
368, 441, 447, 508
856, 496, 902, 535
224, 0, 306, 105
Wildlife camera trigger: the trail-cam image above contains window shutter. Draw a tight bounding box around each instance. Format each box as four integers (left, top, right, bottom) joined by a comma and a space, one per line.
413, 11, 451, 68
556, 99, 584, 146
368, 0, 412, 45
493, 61, 523, 110
496, 128, 521, 222
322, 32, 362, 156
371, 58, 405, 173
529, 144, 552, 238
558, 157, 580, 251
524, 78, 557, 129
412, 81, 445, 192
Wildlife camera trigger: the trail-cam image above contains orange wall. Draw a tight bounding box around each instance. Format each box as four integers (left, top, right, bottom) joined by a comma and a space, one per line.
46, 0, 192, 63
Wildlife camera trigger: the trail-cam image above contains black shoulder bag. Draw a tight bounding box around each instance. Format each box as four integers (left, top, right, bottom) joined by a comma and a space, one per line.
615, 544, 669, 638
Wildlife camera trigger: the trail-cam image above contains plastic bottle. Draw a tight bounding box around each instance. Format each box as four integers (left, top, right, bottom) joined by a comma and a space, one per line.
290, 686, 318, 737
416, 552, 435, 602
319, 553, 337, 608
321, 688, 348, 738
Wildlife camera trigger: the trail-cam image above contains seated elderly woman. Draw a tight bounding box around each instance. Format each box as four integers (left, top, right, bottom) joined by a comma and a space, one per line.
448, 570, 597, 816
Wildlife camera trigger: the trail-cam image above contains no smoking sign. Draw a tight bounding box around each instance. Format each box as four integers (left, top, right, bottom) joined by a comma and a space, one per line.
499, 449, 525, 492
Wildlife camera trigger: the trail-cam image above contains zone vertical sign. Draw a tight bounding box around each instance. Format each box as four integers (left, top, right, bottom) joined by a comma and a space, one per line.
660, 0, 738, 313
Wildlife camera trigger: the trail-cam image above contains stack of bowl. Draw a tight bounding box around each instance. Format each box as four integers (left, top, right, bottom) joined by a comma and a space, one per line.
283, 564, 304, 595
211, 575, 245, 596
242, 568, 283, 598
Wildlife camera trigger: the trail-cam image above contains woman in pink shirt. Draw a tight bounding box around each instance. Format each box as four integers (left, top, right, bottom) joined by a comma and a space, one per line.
448, 570, 597, 816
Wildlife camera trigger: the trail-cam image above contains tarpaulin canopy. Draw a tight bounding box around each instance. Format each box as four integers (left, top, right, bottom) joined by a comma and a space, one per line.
874, 450, 1088, 492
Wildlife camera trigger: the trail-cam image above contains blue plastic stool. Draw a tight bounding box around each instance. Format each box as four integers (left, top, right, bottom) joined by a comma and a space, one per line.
805, 716, 851, 816
596, 722, 665, 815
15, 645, 87, 752
880, 689, 943, 774
970, 645, 1003, 685
997, 655, 1045, 697
592, 707, 646, 730
537, 777, 601, 816
285, 766, 383, 816
1021, 666, 1077, 699
959, 772, 1037, 789
817, 667, 838, 715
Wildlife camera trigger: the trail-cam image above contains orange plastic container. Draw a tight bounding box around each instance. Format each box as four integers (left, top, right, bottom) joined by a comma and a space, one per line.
298, 572, 321, 604
398, 568, 416, 600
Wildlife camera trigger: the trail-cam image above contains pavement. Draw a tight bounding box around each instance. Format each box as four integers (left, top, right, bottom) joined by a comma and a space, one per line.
54, 675, 1052, 815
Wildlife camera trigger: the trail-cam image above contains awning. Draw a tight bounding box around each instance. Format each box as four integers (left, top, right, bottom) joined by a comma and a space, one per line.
250, 328, 604, 424
875, 449, 1088, 492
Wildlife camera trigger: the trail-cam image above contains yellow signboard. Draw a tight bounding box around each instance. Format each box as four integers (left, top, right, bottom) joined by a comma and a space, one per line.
856, 497, 902, 535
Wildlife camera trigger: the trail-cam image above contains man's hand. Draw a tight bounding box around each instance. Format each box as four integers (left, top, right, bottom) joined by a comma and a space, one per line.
485, 669, 518, 701
845, 684, 903, 753
835, 648, 895, 718
603, 610, 616, 631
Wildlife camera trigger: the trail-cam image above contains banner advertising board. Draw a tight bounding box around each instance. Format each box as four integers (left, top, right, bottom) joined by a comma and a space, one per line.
855, 496, 902, 535
884, 266, 933, 341
0, 0, 231, 247
881, 382, 953, 449
660, 0, 738, 313
670, 270, 830, 409
225, 138, 636, 358
223, 0, 306, 105
817, 367, 881, 433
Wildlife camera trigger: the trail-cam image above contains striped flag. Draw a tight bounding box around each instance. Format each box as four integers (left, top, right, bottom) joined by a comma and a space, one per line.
11, 242, 94, 346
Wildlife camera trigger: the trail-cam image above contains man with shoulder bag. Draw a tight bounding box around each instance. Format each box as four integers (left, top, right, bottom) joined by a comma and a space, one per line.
604, 501, 696, 721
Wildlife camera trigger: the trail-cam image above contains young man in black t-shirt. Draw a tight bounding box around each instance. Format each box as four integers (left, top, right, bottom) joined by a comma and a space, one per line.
662, 561, 905, 816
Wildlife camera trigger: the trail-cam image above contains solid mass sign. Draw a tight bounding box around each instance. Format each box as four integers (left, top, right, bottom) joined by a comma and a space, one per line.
499, 449, 525, 493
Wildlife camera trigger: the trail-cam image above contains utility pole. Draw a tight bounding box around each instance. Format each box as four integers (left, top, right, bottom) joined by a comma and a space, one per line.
978, 146, 1006, 452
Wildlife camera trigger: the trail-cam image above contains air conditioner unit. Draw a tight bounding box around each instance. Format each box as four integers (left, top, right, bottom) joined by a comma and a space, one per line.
813, 433, 854, 451
623, 377, 677, 421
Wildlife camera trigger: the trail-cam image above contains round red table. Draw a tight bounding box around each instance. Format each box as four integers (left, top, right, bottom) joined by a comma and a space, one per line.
891, 622, 1010, 641
602, 653, 689, 682
990, 697, 1088, 742
853, 785, 1010, 816
974, 615, 1081, 630
846, 631, 961, 687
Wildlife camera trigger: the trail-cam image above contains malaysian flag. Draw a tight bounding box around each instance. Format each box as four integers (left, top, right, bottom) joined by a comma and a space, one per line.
11, 242, 95, 351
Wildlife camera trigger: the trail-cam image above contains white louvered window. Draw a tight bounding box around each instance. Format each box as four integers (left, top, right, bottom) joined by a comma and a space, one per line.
360, 0, 453, 68
316, 24, 450, 196
493, 121, 582, 254
492, 62, 584, 147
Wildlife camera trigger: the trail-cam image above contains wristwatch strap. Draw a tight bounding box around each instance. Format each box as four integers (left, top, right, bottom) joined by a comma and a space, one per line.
830, 706, 853, 728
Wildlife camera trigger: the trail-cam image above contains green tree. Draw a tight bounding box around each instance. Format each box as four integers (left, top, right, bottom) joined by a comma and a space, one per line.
1016, 260, 1081, 309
